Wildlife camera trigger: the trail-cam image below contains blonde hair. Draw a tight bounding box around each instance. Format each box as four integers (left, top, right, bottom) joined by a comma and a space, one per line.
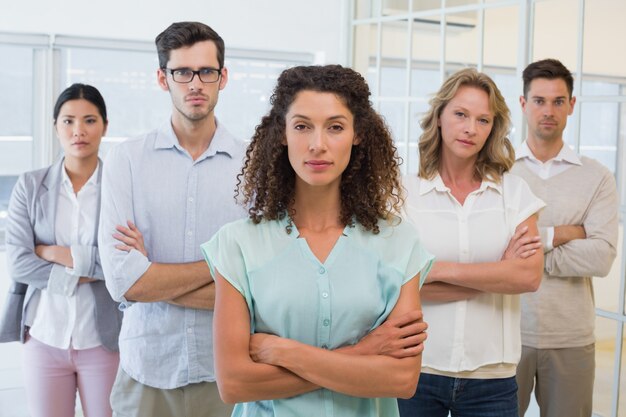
418, 68, 514, 182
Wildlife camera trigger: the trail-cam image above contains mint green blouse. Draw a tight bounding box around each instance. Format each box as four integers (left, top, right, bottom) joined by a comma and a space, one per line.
201, 215, 433, 417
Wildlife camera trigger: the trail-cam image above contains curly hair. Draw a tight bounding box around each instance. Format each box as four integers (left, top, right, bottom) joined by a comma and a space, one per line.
238, 65, 403, 234
418, 68, 514, 183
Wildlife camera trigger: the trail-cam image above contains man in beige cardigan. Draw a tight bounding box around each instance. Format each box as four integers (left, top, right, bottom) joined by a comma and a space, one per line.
512, 58, 618, 417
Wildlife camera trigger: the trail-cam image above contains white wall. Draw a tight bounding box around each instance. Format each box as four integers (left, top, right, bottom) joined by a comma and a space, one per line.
0, 0, 348, 64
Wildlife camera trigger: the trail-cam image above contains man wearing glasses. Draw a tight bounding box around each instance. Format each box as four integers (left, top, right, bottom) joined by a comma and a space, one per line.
99, 21, 245, 417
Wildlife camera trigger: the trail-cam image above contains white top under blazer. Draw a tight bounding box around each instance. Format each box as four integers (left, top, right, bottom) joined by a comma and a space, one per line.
29, 165, 101, 349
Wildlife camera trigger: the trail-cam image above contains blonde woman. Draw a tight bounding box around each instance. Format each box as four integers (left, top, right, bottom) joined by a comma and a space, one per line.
400, 68, 544, 417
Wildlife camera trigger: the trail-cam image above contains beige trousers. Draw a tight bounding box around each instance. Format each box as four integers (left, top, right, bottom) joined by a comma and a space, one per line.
110, 367, 233, 417
516, 344, 595, 417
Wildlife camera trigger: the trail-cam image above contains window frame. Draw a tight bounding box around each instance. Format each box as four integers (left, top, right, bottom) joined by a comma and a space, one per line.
349, 1, 626, 416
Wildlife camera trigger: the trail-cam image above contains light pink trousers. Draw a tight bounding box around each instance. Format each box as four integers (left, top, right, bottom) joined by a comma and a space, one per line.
22, 336, 120, 417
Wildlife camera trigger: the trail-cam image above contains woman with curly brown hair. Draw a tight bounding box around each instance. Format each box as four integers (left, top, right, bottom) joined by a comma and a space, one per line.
201, 64, 433, 417
400, 68, 545, 417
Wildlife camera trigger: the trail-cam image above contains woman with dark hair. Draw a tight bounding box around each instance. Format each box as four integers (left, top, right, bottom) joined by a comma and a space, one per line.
399, 68, 545, 416
201, 65, 433, 417
0, 83, 121, 417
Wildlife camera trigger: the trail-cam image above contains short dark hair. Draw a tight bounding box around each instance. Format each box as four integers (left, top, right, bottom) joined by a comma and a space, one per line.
523, 59, 574, 98
53, 83, 107, 124
237, 65, 403, 234
155, 22, 225, 69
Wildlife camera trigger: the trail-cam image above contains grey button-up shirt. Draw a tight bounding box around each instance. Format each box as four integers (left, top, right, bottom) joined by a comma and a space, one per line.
98, 119, 247, 389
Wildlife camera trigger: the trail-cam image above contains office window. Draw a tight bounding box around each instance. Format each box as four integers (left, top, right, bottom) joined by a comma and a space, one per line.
61, 45, 311, 149
219, 57, 307, 141
61, 46, 170, 156
0, 44, 34, 248
0, 35, 313, 249
350, 1, 626, 416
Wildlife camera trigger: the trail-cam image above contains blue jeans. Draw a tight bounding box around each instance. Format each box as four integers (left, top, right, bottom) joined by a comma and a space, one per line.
398, 373, 519, 417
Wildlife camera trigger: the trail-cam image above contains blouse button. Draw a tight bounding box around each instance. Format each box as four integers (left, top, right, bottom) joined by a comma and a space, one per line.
323, 319, 330, 326
322, 292, 329, 298
319, 267, 326, 274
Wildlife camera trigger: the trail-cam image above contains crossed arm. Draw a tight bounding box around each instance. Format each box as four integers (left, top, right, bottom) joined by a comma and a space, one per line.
213, 270, 425, 404
544, 172, 618, 278
421, 215, 544, 302
35, 245, 97, 284
111, 221, 213, 309
6, 174, 101, 290
98, 146, 213, 309
551, 225, 586, 248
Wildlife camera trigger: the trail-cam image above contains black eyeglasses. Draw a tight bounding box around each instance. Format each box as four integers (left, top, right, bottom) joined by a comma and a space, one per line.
163, 67, 222, 83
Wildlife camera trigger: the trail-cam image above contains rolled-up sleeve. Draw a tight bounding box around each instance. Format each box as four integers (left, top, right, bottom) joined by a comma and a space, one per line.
46, 264, 80, 296
47, 245, 107, 296
71, 245, 96, 277
539, 226, 555, 252
98, 145, 151, 304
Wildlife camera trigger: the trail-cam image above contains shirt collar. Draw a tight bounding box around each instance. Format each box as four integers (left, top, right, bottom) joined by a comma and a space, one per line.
154, 117, 241, 160
516, 140, 582, 166
61, 161, 101, 189
419, 173, 502, 196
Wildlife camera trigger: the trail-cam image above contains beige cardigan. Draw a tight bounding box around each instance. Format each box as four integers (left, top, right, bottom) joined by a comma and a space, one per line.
511, 156, 618, 349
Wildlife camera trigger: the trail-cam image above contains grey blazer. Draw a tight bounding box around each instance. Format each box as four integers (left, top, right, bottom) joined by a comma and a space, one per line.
0, 158, 121, 351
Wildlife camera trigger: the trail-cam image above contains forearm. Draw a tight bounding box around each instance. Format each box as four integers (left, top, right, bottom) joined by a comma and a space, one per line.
218, 358, 319, 403
125, 260, 213, 302
226, 335, 422, 403
271, 340, 420, 399
553, 225, 586, 248
546, 238, 617, 277
37, 245, 103, 291
168, 283, 215, 309
427, 216, 543, 294
420, 282, 482, 301
431, 255, 543, 294
37, 245, 73, 268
